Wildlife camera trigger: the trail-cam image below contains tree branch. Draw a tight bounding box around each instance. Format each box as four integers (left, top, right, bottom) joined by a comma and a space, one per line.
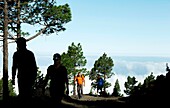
0, 26, 48, 47
26, 26, 47, 41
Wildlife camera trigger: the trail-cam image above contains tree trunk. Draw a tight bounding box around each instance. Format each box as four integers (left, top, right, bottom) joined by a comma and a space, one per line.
3, 0, 9, 101
17, 0, 21, 38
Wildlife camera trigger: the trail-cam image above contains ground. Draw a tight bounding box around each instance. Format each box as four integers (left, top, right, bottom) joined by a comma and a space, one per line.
62, 94, 127, 108
1, 94, 168, 107
0, 94, 128, 108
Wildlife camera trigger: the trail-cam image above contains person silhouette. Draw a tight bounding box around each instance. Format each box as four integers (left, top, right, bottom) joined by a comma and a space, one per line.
43, 53, 69, 106
11, 37, 37, 101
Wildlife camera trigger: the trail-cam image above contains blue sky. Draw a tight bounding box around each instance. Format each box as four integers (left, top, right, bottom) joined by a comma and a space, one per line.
6, 0, 170, 58
66, 0, 170, 56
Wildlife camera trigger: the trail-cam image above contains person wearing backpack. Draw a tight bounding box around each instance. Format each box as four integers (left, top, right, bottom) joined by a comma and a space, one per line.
96, 74, 104, 96
74, 72, 85, 99
43, 53, 69, 106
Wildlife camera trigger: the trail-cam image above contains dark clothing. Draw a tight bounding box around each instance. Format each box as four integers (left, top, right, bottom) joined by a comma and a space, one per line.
97, 86, 103, 94
12, 49, 37, 99
45, 65, 68, 104
77, 84, 83, 99
97, 78, 104, 94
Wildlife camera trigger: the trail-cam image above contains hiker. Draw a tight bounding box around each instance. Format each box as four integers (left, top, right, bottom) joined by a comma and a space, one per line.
11, 37, 38, 101
74, 72, 85, 99
43, 53, 69, 106
96, 74, 104, 96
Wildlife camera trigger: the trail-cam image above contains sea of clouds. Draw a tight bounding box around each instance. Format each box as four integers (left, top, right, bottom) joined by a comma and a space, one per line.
36, 55, 170, 96
1, 55, 170, 96
79, 56, 170, 96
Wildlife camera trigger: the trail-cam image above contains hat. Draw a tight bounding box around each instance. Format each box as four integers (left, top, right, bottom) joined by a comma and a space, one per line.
53, 53, 61, 60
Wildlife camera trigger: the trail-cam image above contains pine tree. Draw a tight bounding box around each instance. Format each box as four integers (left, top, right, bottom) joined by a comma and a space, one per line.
112, 79, 121, 96
124, 76, 138, 95
61, 42, 88, 95
89, 53, 114, 92
0, 78, 17, 99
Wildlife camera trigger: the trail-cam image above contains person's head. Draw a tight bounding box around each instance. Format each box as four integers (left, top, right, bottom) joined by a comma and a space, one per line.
16, 37, 27, 50
53, 53, 61, 65
97, 74, 101, 78
77, 72, 81, 76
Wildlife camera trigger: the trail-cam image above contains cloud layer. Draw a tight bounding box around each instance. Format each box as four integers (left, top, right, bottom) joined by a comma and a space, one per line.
1, 55, 169, 96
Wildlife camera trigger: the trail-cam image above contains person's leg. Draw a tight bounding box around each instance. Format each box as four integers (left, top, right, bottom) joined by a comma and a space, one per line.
50, 89, 64, 107
80, 84, 83, 98
18, 79, 33, 104
80, 84, 83, 95
97, 86, 99, 96
77, 85, 81, 99
100, 87, 102, 95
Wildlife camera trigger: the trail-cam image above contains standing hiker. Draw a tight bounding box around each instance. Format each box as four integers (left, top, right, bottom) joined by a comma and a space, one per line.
96, 74, 104, 96
74, 72, 85, 99
43, 53, 69, 106
11, 37, 38, 101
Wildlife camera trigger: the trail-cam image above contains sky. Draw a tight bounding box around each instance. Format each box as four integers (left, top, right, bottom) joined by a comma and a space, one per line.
1, 0, 170, 95
5, 0, 170, 58
23, 0, 170, 57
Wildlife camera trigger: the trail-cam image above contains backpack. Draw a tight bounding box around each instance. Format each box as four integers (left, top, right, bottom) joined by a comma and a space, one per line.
97, 78, 104, 87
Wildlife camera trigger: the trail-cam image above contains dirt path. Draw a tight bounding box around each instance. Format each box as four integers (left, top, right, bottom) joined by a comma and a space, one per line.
62, 95, 127, 108
0, 95, 127, 108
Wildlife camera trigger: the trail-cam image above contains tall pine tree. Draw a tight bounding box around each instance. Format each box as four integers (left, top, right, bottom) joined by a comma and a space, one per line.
89, 53, 114, 92
61, 42, 88, 95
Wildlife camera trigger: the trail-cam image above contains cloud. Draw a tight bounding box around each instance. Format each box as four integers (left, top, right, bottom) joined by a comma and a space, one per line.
1, 55, 169, 96
78, 56, 169, 96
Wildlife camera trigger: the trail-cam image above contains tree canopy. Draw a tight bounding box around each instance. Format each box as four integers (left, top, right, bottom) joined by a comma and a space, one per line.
124, 76, 138, 96
61, 42, 88, 95
112, 79, 121, 96
89, 53, 114, 92
0, 0, 72, 43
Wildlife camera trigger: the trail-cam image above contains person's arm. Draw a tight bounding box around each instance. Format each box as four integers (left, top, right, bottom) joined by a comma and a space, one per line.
42, 67, 50, 94
12, 53, 17, 85
74, 76, 77, 85
42, 72, 50, 95
65, 67, 69, 96
43, 71, 49, 88
31, 52, 38, 82
66, 77, 69, 96
29, 51, 38, 84
83, 77, 85, 86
